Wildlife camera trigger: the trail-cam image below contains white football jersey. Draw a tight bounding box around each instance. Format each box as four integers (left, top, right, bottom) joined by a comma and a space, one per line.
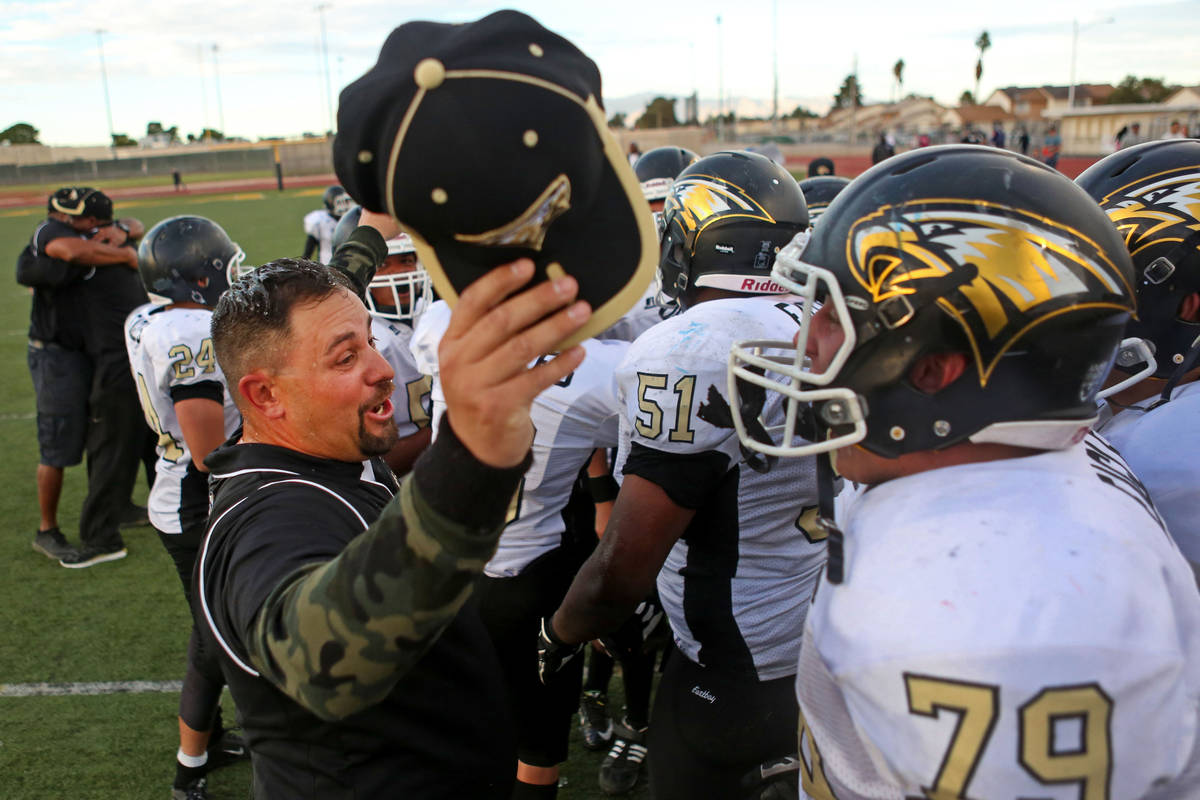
796, 432, 1200, 800
370, 317, 431, 439
595, 284, 680, 342
614, 295, 825, 681
411, 300, 628, 577
302, 209, 338, 263
1097, 382, 1200, 582
125, 303, 240, 533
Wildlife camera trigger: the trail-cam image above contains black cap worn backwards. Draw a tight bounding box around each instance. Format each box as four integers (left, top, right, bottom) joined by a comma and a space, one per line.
49, 186, 113, 221
333, 9, 657, 347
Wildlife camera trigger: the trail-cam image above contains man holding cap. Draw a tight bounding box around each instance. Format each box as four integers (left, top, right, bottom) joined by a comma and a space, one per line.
197, 10, 656, 798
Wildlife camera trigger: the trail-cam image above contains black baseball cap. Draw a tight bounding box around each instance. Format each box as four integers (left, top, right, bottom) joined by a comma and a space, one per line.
333, 10, 657, 347
49, 186, 114, 221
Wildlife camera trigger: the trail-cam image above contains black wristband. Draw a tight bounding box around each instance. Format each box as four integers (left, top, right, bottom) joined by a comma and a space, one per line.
587, 474, 619, 503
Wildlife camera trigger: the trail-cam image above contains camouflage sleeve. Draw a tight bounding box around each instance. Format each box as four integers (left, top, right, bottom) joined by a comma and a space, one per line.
327, 225, 386, 299
244, 416, 530, 721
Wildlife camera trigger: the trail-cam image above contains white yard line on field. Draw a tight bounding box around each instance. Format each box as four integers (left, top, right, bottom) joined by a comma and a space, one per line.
0, 680, 182, 697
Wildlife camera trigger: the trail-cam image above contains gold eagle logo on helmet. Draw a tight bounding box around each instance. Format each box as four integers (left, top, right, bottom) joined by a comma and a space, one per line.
1093, 165, 1200, 258
664, 175, 776, 239
846, 199, 1134, 384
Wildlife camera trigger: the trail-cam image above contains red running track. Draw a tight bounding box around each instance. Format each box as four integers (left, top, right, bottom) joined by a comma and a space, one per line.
0, 173, 338, 209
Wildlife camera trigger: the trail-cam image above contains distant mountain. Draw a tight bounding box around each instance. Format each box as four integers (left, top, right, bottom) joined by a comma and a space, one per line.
602, 92, 833, 124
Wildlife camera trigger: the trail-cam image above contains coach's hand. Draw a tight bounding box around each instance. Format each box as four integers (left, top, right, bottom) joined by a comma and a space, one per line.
440, 259, 588, 468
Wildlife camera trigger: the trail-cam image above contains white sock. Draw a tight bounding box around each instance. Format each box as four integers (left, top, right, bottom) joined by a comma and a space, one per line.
177, 748, 208, 768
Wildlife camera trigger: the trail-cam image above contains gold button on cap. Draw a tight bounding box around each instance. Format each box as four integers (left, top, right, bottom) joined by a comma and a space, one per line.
414, 58, 446, 89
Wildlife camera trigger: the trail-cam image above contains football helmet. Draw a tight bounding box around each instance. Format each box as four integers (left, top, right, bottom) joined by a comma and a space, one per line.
634, 146, 700, 203
1076, 139, 1200, 382
797, 176, 850, 226
729, 145, 1136, 458
138, 215, 245, 307
323, 185, 354, 220
657, 150, 808, 309
367, 231, 433, 325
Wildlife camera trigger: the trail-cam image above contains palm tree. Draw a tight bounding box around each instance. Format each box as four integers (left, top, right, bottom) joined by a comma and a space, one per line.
893, 59, 905, 102
974, 30, 991, 104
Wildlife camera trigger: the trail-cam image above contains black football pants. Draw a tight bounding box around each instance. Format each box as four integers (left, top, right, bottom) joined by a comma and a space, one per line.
79, 362, 147, 549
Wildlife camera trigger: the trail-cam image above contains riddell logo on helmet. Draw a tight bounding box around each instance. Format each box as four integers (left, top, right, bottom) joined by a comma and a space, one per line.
694, 274, 787, 293
741, 277, 784, 292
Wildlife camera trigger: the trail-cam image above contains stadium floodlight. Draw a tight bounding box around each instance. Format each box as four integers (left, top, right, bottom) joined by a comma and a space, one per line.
1068, 16, 1114, 108
96, 30, 115, 153
316, 3, 334, 136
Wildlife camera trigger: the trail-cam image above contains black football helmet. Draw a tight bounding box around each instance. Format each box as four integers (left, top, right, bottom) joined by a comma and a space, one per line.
657, 150, 808, 308
323, 185, 354, 219
797, 176, 850, 226
729, 145, 1136, 458
1076, 139, 1200, 382
634, 146, 700, 203
138, 215, 244, 307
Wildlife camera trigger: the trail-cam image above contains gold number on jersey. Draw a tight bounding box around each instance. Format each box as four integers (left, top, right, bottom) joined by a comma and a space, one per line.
504, 478, 526, 526
795, 505, 827, 543
904, 674, 999, 800
1018, 684, 1112, 800
634, 372, 696, 442
195, 338, 216, 373
168, 338, 216, 380
405, 375, 433, 429
135, 373, 185, 462
168, 344, 195, 380
797, 705, 840, 800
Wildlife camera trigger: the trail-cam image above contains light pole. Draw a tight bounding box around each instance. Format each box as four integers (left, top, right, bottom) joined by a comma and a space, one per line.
716, 15, 724, 142
212, 44, 226, 137
1068, 16, 1114, 108
771, 0, 779, 133
95, 30, 115, 152
198, 45, 210, 141
316, 3, 334, 136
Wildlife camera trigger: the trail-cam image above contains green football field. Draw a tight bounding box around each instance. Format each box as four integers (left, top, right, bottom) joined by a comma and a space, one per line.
0, 189, 647, 798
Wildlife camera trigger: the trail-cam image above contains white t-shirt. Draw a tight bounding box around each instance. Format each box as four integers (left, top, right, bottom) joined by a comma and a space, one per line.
125, 303, 240, 533
410, 300, 628, 577
796, 432, 1200, 800
614, 295, 826, 681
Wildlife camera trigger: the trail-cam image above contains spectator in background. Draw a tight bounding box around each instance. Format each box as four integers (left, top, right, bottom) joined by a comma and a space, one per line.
1042, 125, 1062, 169
917, 132, 931, 148
1017, 126, 1031, 155
807, 156, 835, 176
17, 188, 145, 564
991, 121, 1006, 149
871, 132, 894, 164
1163, 120, 1186, 139
627, 141, 641, 166
1118, 122, 1144, 149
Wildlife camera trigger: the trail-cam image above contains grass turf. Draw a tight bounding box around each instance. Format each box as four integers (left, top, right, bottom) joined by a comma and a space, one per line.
0, 189, 650, 798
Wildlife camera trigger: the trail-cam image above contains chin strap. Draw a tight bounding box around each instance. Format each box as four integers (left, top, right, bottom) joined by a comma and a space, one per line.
815, 451, 844, 585
1150, 333, 1200, 411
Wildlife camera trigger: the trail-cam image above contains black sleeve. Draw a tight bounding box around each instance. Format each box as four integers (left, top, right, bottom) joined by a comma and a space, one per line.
170, 380, 224, 404
621, 441, 730, 510
302, 234, 318, 260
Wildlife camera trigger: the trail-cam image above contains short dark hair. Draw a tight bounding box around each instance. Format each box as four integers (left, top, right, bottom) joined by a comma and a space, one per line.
211, 258, 356, 403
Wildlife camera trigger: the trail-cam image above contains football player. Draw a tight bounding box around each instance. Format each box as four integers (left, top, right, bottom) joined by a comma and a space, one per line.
1077, 139, 1200, 584
125, 215, 247, 799
797, 175, 850, 227
301, 185, 354, 263
543, 151, 827, 799
728, 145, 1200, 798
330, 207, 434, 476
411, 300, 629, 799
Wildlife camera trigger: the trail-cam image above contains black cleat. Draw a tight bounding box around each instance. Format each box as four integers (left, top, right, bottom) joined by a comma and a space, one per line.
579, 690, 613, 751
33, 528, 78, 561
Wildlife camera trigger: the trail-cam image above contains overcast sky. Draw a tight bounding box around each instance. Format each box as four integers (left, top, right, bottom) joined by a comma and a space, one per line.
1, 0, 1197, 146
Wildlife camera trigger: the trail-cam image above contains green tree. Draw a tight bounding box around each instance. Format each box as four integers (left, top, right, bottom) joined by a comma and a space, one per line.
959, 90, 976, 106
789, 105, 818, 119
834, 74, 862, 109
1107, 75, 1176, 104
0, 122, 40, 144
608, 111, 628, 128
893, 59, 905, 101
146, 121, 181, 143
974, 30, 991, 103
634, 97, 679, 129
111, 133, 137, 147
198, 128, 224, 142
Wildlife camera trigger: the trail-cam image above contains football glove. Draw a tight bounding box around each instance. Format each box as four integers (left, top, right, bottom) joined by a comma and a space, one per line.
597, 595, 668, 660
537, 617, 583, 685
739, 754, 799, 800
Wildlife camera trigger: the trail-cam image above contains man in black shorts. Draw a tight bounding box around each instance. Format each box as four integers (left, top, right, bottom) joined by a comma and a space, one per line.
20, 188, 142, 562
